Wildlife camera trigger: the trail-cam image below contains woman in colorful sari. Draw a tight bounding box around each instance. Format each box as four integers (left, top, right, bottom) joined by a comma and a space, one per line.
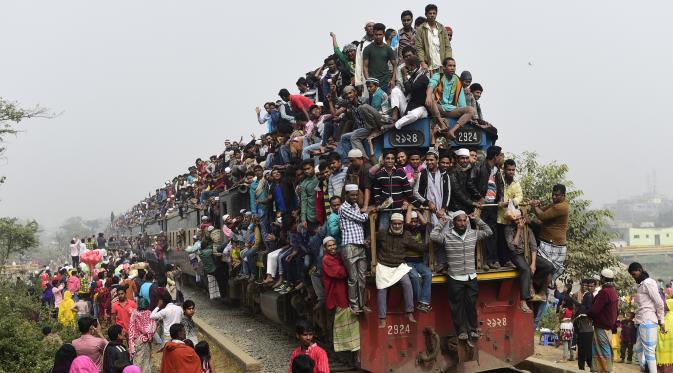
657, 298, 673, 372
57, 290, 76, 327
127, 297, 156, 373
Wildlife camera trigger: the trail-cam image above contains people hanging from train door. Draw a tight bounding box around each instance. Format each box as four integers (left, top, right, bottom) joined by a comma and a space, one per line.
448, 149, 480, 217
413, 149, 450, 225
404, 204, 432, 313
430, 210, 493, 343
529, 183, 570, 282
339, 184, 370, 314
470, 145, 505, 271
375, 212, 424, 327
372, 149, 421, 231
503, 208, 554, 313
496, 159, 522, 269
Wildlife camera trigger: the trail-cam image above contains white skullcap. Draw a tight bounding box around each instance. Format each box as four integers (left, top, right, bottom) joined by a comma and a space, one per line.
454, 148, 470, 157
240, 209, 246, 214
245, 211, 252, 216
207, 226, 215, 232
451, 210, 467, 220
601, 268, 615, 279
411, 211, 418, 219
344, 184, 359, 192
391, 213, 404, 222
366, 19, 375, 25
323, 236, 336, 245
255, 140, 262, 145
201, 216, 209, 221
222, 214, 230, 221
348, 149, 363, 158
225, 167, 232, 173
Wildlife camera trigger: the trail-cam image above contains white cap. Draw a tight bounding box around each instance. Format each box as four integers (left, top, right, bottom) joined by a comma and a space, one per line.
344, 184, 359, 192
451, 210, 467, 219
201, 216, 209, 221
391, 213, 404, 222
207, 226, 215, 232
240, 209, 247, 214
411, 211, 418, 219
348, 149, 363, 158
225, 167, 231, 173
323, 236, 336, 245
245, 211, 252, 216
222, 214, 230, 221
255, 140, 262, 145
454, 148, 470, 157
601, 268, 615, 279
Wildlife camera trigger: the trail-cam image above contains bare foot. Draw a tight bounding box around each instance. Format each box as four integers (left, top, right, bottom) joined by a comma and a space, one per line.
378, 319, 386, 329
363, 306, 372, 313
520, 301, 532, 313
407, 313, 416, 323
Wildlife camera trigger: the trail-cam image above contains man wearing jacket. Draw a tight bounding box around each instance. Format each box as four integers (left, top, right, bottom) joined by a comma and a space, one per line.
430, 211, 492, 343
470, 146, 505, 271
449, 148, 479, 214
586, 269, 619, 373
413, 149, 450, 224
414, 4, 452, 73
392, 56, 430, 130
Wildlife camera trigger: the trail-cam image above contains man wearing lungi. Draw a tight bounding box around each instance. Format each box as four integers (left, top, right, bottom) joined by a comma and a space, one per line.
586, 269, 619, 373
530, 184, 569, 285
629, 262, 666, 373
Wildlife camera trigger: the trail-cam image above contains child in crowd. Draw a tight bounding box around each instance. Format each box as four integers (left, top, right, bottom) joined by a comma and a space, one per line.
181, 299, 199, 345
288, 321, 329, 373
195, 341, 216, 373
619, 311, 636, 364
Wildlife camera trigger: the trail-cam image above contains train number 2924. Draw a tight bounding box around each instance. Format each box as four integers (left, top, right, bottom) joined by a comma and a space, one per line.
387, 324, 411, 335
485, 317, 507, 328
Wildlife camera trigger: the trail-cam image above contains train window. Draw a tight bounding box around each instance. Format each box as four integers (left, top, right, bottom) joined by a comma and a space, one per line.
646, 235, 649, 238
634, 235, 640, 238
667, 234, 670, 238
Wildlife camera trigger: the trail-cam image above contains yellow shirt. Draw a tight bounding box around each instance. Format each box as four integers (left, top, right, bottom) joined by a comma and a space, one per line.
497, 180, 523, 224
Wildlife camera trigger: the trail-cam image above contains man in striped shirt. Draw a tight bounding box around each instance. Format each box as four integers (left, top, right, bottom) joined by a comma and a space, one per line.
373, 149, 421, 230
339, 184, 370, 314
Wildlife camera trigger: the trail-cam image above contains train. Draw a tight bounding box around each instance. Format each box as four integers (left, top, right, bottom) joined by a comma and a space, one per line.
111, 118, 535, 372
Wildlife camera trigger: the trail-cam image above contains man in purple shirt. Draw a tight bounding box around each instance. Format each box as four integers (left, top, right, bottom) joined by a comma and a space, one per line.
71, 317, 108, 371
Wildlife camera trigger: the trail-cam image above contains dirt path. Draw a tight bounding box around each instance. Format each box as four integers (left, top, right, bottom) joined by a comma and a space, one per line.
532, 343, 639, 372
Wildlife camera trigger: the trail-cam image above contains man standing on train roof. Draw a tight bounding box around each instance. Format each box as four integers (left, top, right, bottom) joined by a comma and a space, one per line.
339, 184, 371, 315
363, 22, 398, 93
470, 145, 505, 271
375, 212, 423, 328
430, 210, 492, 343
415, 4, 452, 74
354, 20, 375, 88
425, 57, 476, 139
529, 184, 570, 282
397, 10, 416, 60
300, 159, 319, 231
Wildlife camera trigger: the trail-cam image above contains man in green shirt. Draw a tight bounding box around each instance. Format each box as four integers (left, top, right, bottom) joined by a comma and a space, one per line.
363, 23, 398, 92
300, 159, 319, 230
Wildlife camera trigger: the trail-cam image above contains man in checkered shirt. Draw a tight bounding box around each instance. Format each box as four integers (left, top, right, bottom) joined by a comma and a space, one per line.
339, 183, 370, 314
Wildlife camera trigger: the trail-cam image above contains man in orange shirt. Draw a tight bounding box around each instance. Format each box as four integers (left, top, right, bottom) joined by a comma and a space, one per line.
111, 287, 137, 333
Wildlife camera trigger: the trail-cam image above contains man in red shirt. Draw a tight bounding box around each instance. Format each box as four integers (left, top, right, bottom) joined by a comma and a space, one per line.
288, 321, 330, 373
111, 287, 137, 333
279, 88, 312, 120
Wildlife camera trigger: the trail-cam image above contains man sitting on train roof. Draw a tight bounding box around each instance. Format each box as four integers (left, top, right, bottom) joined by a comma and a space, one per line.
329, 85, 383, 160
430, 210, 493, 343
425, 57, 476, 139
375, 212, 423, 328
390, 55, 430, 131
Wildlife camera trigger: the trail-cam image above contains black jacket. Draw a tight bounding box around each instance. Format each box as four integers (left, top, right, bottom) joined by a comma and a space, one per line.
102, 341, 130, 373
403, 68, 430, 113
448, 169, 474, 213
470, 160, 504, 202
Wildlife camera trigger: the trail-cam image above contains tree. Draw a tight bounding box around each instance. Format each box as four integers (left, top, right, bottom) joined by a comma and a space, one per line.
0, 97, 54, 185
0, 218, 39, 274
513, 151, 618, 281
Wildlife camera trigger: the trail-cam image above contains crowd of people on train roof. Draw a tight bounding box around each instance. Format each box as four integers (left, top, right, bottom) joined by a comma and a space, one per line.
107, 4, 577, 372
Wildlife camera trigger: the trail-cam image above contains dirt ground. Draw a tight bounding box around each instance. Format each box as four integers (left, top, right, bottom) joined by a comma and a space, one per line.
150, 331, 243, 373
533, 343, 639, 372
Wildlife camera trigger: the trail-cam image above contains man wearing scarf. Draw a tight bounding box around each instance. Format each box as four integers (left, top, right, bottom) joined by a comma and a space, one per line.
586, 269, 619, 373
413, 149, 450, 226
629, 262, 666, 373
375, 213, 424, 328
430, 210, 492, 343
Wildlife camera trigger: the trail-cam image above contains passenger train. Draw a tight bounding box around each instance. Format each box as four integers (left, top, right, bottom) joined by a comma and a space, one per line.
114, 118, 535, 372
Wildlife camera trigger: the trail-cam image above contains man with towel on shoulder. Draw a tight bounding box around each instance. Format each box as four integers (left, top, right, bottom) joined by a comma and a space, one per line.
375, 212, 425, 328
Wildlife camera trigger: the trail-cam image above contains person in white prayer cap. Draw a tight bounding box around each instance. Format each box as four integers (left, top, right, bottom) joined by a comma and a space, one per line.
430, 209, 493, 343
375, 212, 426, 328
339, 183, 371, 314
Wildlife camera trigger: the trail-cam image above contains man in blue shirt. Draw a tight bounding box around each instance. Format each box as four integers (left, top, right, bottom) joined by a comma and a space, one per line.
425, 57, 476, 139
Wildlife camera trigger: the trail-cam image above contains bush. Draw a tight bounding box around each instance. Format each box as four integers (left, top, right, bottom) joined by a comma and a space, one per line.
538, 303, 559, 331
0, 281, 78, 373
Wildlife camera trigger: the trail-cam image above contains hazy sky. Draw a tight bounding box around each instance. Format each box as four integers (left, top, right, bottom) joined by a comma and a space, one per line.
1, 0, 672, 229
